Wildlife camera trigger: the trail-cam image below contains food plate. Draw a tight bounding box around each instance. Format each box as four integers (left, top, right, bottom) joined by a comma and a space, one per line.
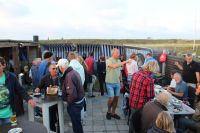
173, 108, 181, 113
8, 127, 22, 133
33, 93, 41, 97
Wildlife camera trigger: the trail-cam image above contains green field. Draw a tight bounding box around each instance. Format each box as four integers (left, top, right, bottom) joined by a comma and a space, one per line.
40, 39, 200, 58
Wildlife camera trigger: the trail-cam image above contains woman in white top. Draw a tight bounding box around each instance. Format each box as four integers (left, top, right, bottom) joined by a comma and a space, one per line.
126, 53, 138, 85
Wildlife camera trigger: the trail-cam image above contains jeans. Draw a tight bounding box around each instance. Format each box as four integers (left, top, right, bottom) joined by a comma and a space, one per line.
0, 118, 10, 125
67, 101, 84, 133
87, 75, 96, 96
106, 83, 120, 97
178, 117, 200, 132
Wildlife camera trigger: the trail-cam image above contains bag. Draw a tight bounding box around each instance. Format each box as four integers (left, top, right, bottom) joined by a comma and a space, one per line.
159, 53, 167, 63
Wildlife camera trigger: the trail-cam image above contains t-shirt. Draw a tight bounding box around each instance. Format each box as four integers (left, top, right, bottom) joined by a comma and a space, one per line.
169, 79, 176, 88
176, 80, 188, 99
105, 57, 121, 83
126, 59, 138, 75
0, 73, 12, 118
182, 61, 199, 84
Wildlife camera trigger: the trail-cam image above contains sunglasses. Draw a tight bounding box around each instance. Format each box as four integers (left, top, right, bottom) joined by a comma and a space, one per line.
52, 68, 57, 70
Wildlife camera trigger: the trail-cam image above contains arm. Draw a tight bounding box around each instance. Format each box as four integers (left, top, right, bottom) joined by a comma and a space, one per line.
146, 79, 155, 101
196, 72, 200, 85
175, 61, 183, 70
35, 76, 47, 92
107, 60, 127, 69
167, 89, 184, 97
14, 76, 36, 107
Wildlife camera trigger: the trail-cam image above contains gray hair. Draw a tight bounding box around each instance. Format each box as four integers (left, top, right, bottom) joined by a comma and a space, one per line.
156, 91, 171, 107
174, 72, 182, 80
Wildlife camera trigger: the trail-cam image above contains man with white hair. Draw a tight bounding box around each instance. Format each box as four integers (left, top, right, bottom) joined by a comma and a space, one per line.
140, 91, 171, 133
167, 72, 188, 99
57, 59, 84, 133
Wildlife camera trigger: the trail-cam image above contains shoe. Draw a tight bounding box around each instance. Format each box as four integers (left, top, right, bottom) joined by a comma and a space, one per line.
106, 112, 112, 120
111, 114, 121, 120
89, 95, 96, 98
34, 114, 41, 119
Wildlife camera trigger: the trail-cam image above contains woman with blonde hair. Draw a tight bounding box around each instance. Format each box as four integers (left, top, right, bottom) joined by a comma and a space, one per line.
148, 111, 175, 133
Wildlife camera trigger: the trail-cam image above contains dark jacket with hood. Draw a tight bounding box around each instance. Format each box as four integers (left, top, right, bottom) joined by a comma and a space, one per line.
62, 67, 84, 105
147, 125, 171, 133
5, 72, 31, 114
141, 100, 168, 133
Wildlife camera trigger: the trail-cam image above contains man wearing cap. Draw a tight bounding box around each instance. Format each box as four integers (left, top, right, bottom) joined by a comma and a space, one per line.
57, 59, 84, 133
37, 51, 53, 82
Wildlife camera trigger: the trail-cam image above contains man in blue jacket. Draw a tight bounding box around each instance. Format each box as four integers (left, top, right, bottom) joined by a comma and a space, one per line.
0, 56, 36, 125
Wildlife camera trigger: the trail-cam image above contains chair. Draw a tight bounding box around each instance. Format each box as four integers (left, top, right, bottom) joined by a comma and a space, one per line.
187, 86, 196, 109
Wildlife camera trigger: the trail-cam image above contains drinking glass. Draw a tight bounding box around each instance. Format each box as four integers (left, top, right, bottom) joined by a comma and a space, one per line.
10, 113, 17, 126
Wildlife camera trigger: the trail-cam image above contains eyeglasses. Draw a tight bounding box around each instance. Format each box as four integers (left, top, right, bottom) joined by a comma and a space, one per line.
52, 68, 57, 70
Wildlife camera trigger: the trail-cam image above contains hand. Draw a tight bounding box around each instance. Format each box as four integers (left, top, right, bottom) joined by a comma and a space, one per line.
35, 88, 40, 93
167, 88, 172, 94
28, 99, 36, 108
174, 61, 179, 66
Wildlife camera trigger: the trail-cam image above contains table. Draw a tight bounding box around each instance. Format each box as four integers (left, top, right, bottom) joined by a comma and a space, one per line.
154, 85, 195, 115
0, 120, 47, 133
28, 95, 64, 133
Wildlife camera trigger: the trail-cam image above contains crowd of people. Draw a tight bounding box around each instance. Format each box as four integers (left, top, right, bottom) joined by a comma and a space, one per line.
1, 48, 200, 133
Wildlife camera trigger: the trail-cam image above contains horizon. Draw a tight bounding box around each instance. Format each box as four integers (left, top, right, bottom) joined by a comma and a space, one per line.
0, 0, 200, 40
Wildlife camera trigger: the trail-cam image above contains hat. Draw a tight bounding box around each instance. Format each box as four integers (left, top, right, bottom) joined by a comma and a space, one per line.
43, 51, 53, 59
56, 59, 69, 68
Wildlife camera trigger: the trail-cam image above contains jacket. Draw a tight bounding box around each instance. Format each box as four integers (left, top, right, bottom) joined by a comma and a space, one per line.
5, 72, 31, 113
69, 59, 85, 85
141, 100, 168, 133
37, 74, 60, 93
62, 67, 84, 104
147, 125, 170, 133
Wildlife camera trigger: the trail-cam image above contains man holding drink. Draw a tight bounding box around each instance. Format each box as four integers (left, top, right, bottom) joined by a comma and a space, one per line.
0, 56, 36, 125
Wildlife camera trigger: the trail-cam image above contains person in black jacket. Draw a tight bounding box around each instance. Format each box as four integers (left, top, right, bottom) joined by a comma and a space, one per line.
97, 56, 106, 96
57, 59, 84, 133
0, 56, 36, 125
35, 63, 60, 132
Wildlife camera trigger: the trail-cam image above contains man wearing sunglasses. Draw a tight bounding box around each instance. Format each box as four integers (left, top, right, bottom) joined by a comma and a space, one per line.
35, 63, 60, 132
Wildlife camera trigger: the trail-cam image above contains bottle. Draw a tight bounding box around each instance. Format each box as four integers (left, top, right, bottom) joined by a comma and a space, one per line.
41, 89, 45, 100
58, 87, 62, 97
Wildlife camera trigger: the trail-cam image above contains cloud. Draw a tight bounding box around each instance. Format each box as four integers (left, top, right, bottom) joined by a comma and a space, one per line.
0, 0, 199, 39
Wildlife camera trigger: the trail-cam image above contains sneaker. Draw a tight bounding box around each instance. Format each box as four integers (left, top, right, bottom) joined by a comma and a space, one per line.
106, 112, 112, 120
89, 95, 96, 98
34, 114, 41, 119
111, 114, 121, 120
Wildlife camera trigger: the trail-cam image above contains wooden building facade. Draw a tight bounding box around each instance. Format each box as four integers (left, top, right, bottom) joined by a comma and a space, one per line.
0, 40, 39, 74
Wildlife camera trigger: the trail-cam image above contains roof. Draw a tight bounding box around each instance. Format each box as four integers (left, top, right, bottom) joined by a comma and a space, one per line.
0, 39, 38, 47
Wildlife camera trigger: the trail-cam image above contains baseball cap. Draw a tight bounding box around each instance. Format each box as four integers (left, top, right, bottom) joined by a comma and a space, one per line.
56, 59, 69, 68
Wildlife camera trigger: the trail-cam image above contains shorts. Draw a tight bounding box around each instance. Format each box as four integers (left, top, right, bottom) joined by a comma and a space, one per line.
106, 83, 120, 97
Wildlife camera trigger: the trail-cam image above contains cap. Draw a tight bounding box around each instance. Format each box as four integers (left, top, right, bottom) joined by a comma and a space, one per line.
56, 59, 69, 68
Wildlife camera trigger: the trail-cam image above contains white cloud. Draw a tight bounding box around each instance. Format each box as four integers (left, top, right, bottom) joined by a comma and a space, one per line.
0, 0, 200, 39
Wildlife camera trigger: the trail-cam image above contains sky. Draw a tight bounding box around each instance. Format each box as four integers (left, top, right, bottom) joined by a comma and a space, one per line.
0, 0, 200, 40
